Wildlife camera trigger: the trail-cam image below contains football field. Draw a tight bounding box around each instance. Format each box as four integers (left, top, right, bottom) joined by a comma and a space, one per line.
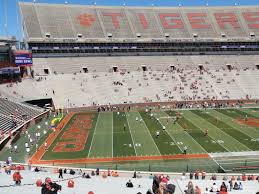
32, 108, 259, 172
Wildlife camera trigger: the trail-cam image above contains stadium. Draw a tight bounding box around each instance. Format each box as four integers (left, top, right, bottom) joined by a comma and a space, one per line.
0, 0, 259, 194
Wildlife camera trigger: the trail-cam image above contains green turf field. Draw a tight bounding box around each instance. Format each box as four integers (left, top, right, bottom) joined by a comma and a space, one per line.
42, 108, 259, 161
2, 108, 259, 172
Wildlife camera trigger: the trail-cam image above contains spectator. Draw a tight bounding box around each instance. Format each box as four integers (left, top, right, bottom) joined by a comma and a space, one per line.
133, 171, 137, 178
210, 183, 218, 192
102, 171, 107, 178
201, 170, 206, 180
69, 169, 75, 175
41, 177, 62, 194
5, 165, 11, 175
164, 184, 175, 194
233, 182, 239, 190
181, 172, 186, 180
189, 171, 194, 180
204, 188, 209, 194
239, 182, 243, 190
211, 174, 217, 180
184, 181, 194, 194
13, 171, 23, 185
228, 180, 233, 191
126, 180, 133, 188
220, 182, 227, 192
242, 174, 246, 181
58, 168, 63, 179
34, 167, 40, 172
194, 170, 199, 180
96, 168, 99, 176
195, 186, 201, 194
85, 174, 91, 179
152, 176, 160, 194
146, 189, 152, 194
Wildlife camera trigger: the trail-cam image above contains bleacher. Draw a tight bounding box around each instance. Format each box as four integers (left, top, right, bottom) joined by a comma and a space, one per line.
1, 63, 259, 108
20, 2, 259, 40
0, 115, 23, 134
177, 179, 259, 193
0, 98, 44, 133
0, 164, 258, 194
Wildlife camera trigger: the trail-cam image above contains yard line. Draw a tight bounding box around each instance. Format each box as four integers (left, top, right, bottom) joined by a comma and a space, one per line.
112, 112, 113, 157
125, 112, 137, 156
155, 114, 183, 152
138, 112, 162, 155
158, 111, 207, 154
183, 114, 232, 153
88, 112, 100, 157
184, 111, 251, 152
182, 130, 208, 153
210, 110, 259, 139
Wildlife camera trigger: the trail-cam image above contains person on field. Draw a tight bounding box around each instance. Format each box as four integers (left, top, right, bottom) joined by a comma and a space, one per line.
14, 145, 18, 153
183, 146, 188, 155
44, 142, 48, 150
156, 131, 160, 138
124, 123, 126, 131
204, 128, 208, 136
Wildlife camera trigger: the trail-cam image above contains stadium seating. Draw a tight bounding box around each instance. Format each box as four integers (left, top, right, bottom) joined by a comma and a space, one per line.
20, 2, 259, 40
0, 115, 23, 133
0, 98, 44, 133
0, 165, 258, 194
0, 167, 163, 194
1, 61, 259, 108
177, 179, 259, 193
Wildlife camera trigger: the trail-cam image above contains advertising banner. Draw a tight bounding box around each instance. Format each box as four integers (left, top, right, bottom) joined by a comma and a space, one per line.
14, 52, 33, 66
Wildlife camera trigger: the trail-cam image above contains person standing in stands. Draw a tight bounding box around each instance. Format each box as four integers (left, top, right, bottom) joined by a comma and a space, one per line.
58, 168, 63, 179
13, 171, 23, 185
201, 170, 206, 180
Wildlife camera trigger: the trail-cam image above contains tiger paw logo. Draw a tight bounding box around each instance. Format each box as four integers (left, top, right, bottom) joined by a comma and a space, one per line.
77, 14, 96, 27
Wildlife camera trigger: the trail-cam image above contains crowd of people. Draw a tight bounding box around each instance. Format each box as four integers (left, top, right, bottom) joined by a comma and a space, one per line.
0, 161, 259, 194
182, 172, 259, 194
2, 65, 257, 108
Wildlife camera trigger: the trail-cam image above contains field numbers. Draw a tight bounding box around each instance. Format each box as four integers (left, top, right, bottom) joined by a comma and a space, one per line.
177, 142, 183, 145
211, 140, 224, 144
169, 142, 175, 146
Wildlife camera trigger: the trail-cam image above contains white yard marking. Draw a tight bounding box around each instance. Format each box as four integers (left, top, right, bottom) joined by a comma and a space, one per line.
125, 113, 137, 156
138, 113, 162, 155
88, 113, 100, 157
112, 112, 114, 157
